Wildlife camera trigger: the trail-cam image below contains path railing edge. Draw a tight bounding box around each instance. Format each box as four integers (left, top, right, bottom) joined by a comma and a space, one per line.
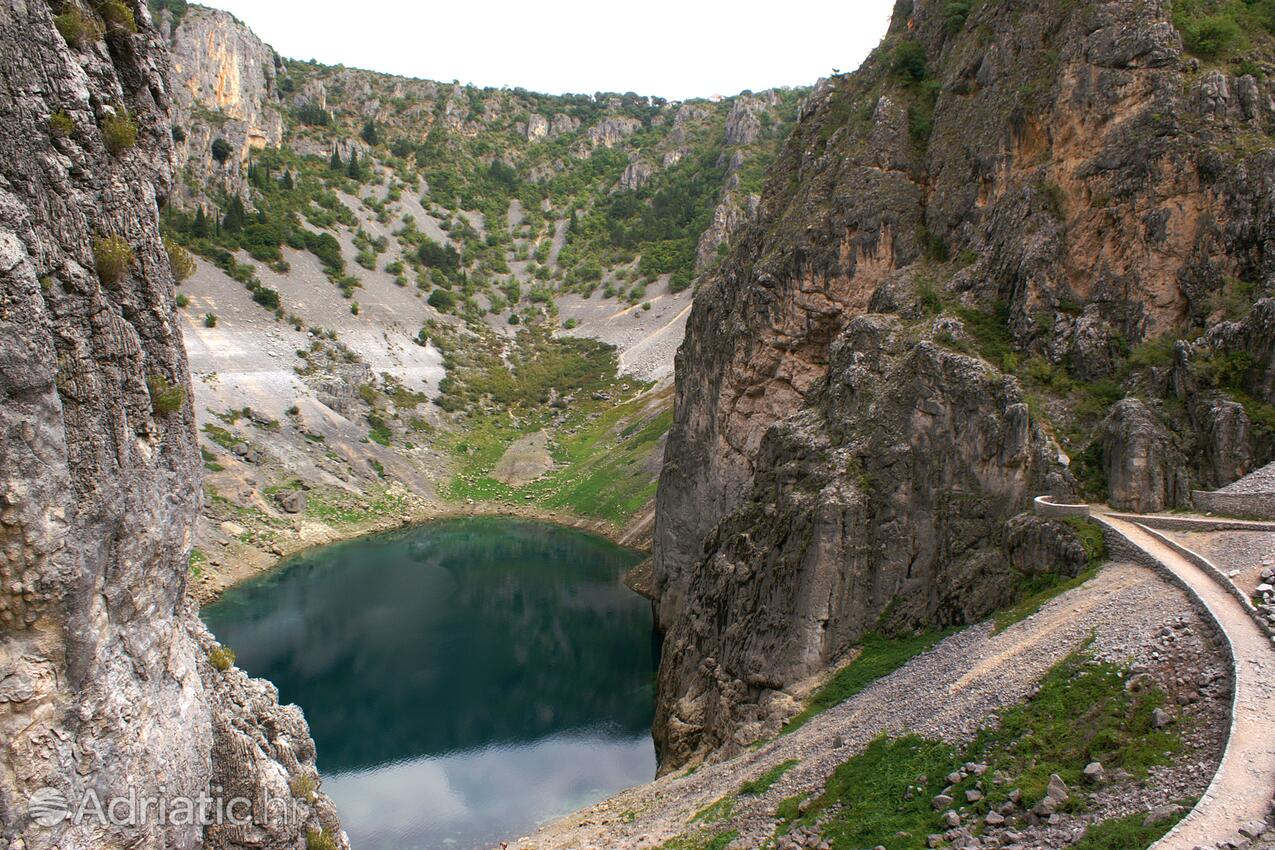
1089, 515, 1243, 850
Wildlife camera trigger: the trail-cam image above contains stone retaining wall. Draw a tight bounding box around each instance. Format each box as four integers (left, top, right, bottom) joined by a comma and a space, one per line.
1106, 513, 1275, 534
1090, 517, 1244, 850
1136, 524, 1275, 640
1032, 495, 1091, 519
1192, 490, 1275, 521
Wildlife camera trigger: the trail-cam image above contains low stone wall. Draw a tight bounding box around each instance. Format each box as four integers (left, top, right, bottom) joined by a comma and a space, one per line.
1192, 489, 1275, 521
1106, 513, 1275, 534
1089, 517, 1244, 850
1136, 524, 1275, 640
1032, 495, 1091, 519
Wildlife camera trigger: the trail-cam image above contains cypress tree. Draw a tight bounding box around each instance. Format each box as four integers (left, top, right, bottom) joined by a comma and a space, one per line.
192, 206, 209, 238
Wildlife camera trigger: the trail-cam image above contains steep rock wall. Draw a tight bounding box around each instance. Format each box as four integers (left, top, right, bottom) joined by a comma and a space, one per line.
162, 4, 283, 203
0, 2, 340, 848
653, 0, 1275, 768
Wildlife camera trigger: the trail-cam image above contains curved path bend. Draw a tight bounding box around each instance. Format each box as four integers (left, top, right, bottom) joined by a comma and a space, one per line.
1097, 515, 1275, 850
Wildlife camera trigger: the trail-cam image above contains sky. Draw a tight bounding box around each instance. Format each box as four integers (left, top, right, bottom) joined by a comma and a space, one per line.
196, 0, 896, 101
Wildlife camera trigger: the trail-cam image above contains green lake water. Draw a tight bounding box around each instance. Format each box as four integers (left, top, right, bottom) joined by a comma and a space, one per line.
201, 516, 656, 850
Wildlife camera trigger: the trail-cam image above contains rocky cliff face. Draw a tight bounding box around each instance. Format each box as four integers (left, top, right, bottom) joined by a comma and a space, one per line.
0, 2, 340, 848
653, 0, 1275, 768
160, 4, 283, 203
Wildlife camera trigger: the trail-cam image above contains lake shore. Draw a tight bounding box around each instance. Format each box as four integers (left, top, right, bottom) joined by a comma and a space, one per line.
190, 492, 653, 606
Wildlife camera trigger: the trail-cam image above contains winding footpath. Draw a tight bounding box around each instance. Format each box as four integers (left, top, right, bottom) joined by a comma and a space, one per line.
1096, 514, 1275, 850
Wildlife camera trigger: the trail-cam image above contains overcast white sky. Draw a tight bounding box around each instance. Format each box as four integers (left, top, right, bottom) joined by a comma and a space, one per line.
196, 0, 895, 101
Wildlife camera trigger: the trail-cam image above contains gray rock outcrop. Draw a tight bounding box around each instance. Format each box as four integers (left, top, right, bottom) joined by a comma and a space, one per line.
0, 4, 341, 848
1102, 399, 1188, 513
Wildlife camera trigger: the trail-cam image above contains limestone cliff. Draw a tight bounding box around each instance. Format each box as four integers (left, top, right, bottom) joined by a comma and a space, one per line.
0, 2, 340, 848
653, 0, 1275, 768
160, 3, 283, 203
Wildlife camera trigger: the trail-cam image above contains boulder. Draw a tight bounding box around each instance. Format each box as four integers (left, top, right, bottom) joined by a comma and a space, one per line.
275, 490, 307, 514
1102, 399, 1188, 512
1003, 513, 1089, 576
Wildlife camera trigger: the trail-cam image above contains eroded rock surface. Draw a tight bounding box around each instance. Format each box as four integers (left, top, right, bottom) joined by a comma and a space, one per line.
652, 0, 1275, 768
0, 3, 341, 848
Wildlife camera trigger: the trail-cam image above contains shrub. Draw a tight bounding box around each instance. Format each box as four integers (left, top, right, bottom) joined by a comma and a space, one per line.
349, 301, 360, 316
203, 312, 217, 327
306, 828, 337, 850
54, 8, 97, 47
251, 285, 281, 310
92, 234, 133, 284
146, 373, 186, 415
290, 774, 317, 801
164, 237, 196, 282
208, 645, 235, 671
175, 293, 190, 308
95, 0, 137, 33
101, 110, 138, 155
891, 40, 929, 83
428, 289, 456, 312
210, 137, 232, 163
49, 111, 75, 138
943, 0, 972, 33
1181, 13, 1244, 57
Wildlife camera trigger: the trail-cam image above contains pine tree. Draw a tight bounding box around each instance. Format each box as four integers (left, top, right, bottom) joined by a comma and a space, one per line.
361, 119, 379, 146
346, 150, 361, 180
282, 169, 294, 190
329, 147, 343, 172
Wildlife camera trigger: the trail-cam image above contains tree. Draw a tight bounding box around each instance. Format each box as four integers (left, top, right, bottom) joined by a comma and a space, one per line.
281, 169, 294, 190
361, 119, 379, 146
329, 147, 343, 172
346, 150, 362, 180
192, 206, 209, 238
417, 239, 459, 271
222, 195, 247, 233
210, 137, 232, 164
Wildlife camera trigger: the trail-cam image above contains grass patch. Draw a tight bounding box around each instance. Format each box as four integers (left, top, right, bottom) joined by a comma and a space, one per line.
739, 759, 799, 796
783, 631, 952, 733
304, 487, 408, 526
146, 373, 186, 415
188, 547, 207, 577
1071, 809, 1191, 850
657, 830, 739, 850
101, 110, 138, 155
690, 796, 734, 824
994, 566, 1099, 634
201, 423, 240, 451
92, 234, 133, 284
786, 647, 1184, 848
443, 386, 671, 527
799, 734, 959, 848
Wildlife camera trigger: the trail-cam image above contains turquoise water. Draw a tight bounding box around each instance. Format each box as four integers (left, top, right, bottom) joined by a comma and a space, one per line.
201, 517, 656, 850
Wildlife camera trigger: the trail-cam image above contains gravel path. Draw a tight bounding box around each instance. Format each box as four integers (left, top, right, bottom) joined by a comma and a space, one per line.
1100, 517, 1275, 850
511, 562, 1228, 850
